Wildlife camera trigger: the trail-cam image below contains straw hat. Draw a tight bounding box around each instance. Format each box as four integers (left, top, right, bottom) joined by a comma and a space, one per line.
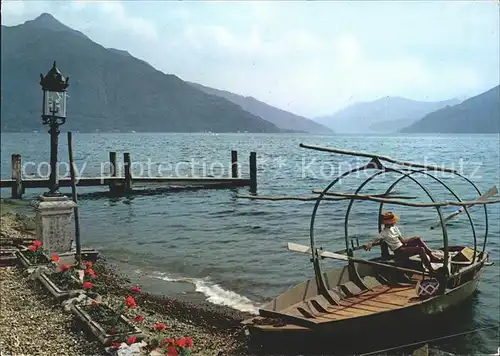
381, 211, 399, 225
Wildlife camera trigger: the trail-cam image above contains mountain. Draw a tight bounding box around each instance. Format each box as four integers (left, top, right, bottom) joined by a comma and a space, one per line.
400, 85, 500, 133
18, 12, 90, 40
368, 118, 417, 133
314, 97, 461, 133
1, 13, 282, 133
188, 82, 333, 134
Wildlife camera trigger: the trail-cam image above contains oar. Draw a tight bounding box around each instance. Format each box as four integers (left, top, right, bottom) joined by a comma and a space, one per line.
430, 185, 498, 230
287, 242, 431, 276
288, 242, 349, 261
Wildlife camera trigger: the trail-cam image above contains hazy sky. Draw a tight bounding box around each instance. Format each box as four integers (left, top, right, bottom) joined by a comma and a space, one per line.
2, 0, 499, 118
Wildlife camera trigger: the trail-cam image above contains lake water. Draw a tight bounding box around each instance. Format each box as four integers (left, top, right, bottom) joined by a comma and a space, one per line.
1, 132, 499, 353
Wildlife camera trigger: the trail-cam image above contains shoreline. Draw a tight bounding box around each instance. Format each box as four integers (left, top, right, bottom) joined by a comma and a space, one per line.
0, 206, 253, 355
2, 200, 495, 355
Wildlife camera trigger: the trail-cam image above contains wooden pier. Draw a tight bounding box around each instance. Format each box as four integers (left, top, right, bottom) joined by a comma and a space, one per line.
1, 150, 257, 199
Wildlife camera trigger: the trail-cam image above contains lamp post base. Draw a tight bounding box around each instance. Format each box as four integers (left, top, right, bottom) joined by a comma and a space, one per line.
43, 190, 64, 198
32, 194, 76, 255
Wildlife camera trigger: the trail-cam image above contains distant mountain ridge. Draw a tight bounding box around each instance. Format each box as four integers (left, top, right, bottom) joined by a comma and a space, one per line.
314, 97, 461, 133
1, 13, 284, 133
188, 82, 333, 134
400, 85, 500, 133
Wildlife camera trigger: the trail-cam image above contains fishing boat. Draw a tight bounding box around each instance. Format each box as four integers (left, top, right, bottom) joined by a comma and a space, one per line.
238, 144, 499, 340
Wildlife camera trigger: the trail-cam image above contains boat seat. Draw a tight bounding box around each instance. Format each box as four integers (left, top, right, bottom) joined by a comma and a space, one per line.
283, 296, 336, 320
296, 305, 315, 319
282, 302, 316, 319
330, 286, 348, 299
309, 295, 332, 312
323, 289, 344, 305
363, 276, 382, 289
340, 281, 364, 297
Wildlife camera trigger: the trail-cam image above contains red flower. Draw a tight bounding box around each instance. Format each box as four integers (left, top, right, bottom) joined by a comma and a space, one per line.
175, 338, 186, 348
84, 268, 96, 278
161, 338, 174, 346
151, 322, 166, 331
83, 261, 93, 269
83, 282, 93, 289
130, 286, 141, 294
33, 240, 42, 247
175, 337, 192, 348
134, 315, 144, 322
50, 254, 60, 263
166, 345, 178, 356
59, 264, 71, 272
126, 336, 136, 345
124, 296, 136, 309
27, 244, 37, 252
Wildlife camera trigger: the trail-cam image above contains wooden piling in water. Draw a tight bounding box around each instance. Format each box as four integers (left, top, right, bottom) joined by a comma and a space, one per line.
108, 151, 120, 194
231, 150, 238, 178
11, 154, 22, 199
123, 152, 132, 192
109, 152, 117, 176
249, 151, 257, 193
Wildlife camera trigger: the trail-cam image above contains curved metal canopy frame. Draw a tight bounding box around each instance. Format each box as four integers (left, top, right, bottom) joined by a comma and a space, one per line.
375, 169, 478, 267
309, 160, 488, 294
342, 168, 477, 257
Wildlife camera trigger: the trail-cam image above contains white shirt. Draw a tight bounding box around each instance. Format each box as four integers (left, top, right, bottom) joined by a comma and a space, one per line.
377, 226, 403, 251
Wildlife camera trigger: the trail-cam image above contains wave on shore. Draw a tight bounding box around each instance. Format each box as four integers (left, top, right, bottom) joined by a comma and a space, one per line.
152, 272, 260, 314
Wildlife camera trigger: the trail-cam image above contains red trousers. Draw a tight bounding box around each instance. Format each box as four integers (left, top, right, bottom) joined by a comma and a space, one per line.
394, 237, 435, 271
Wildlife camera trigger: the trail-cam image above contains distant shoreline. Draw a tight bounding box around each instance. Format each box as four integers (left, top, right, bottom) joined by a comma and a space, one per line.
2, 131, 499, 135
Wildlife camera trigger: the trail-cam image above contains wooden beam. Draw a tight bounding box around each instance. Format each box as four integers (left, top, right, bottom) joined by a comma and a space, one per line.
315, 192, 500, 207
312, 190, 417, 200
299, 143, 457, 173
237, 194, 345, 201
67, 132, 81, 262
237, 193, 500, 207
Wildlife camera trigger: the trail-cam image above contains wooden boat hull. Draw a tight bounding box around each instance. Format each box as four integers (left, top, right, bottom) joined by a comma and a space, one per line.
243, 256, 485, 338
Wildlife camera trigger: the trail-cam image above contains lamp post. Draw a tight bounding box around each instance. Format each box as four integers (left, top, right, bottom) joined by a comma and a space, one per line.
34, 61, 76, 256
40, 61, 69, 196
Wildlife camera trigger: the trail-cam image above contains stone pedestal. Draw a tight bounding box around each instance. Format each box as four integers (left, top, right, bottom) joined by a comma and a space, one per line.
33, 195, 76, 255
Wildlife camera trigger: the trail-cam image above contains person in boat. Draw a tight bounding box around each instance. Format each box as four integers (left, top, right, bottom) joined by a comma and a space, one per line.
363, 211, 441, 272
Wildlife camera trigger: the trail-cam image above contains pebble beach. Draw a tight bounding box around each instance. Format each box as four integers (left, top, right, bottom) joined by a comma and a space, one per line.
0, 206, 251, 356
